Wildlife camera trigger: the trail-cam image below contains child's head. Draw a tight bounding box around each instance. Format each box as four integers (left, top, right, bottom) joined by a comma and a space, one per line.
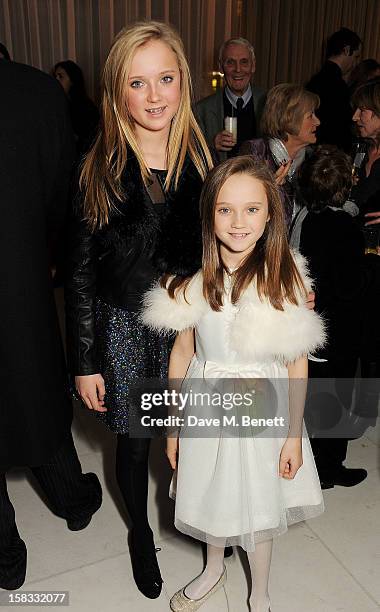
200, 156, 286, 268
103, 21, 190, 145
80, 20, 211, 230
298, 145, 352, 212
199, 156, 305, 311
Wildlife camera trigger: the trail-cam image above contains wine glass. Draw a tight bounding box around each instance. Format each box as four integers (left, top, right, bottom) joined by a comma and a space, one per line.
351, 141, 367, 181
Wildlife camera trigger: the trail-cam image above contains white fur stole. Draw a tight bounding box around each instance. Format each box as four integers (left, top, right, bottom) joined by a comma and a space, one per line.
141, 251, 326, 363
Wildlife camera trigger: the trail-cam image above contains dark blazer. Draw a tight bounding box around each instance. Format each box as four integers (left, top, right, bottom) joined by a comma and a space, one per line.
299, 207, 379, 362
195, 85, 266, 162
65, 155, 204, 376
307, 61, 353, 152
0, 61, 75, 470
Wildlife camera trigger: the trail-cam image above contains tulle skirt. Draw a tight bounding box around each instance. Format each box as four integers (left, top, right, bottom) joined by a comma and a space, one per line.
170, 356, 324, 552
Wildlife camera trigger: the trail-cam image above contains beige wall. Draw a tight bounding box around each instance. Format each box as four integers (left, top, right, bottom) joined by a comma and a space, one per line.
1, 0, 380, 102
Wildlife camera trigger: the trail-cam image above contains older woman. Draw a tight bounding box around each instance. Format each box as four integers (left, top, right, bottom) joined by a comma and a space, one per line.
351, 79, 380, 383
351, 78, 380, 214
240, 83, 320, 229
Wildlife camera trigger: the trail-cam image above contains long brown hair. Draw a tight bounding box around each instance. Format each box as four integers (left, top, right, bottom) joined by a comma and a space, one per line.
80, 21, 212, 230
166, 156, 307, 311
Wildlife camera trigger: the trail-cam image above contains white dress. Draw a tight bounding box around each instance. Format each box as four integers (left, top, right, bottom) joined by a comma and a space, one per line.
142, 254, 325, 551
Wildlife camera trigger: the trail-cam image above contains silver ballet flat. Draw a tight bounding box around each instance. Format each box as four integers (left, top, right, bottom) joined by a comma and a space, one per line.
170, 566, 227, 611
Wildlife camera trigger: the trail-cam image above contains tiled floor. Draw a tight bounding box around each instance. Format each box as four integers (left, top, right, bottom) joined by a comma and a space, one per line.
2, 404, 379, 612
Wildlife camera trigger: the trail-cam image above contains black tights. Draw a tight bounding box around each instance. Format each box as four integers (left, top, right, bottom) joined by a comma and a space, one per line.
116, 435, 153, 549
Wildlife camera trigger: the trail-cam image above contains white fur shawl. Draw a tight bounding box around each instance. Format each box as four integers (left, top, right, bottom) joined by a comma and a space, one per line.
142, 251, 326, 364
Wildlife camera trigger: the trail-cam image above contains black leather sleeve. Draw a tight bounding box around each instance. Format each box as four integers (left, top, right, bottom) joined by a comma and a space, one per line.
65, 203, 100, 376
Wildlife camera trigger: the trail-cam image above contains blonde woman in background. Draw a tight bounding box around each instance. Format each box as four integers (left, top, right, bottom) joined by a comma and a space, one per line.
240, 84, 320, 230
65, 21, 212, 599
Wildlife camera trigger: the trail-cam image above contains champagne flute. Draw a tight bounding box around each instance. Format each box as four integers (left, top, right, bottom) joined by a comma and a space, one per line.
351, 141, 367, 181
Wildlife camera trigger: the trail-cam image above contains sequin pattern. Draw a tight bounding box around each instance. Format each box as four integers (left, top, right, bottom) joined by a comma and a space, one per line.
95, 298, 169, 434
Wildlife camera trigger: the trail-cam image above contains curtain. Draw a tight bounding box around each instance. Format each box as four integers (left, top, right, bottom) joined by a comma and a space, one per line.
1, 0, 380, 102
244, 0, 380, 91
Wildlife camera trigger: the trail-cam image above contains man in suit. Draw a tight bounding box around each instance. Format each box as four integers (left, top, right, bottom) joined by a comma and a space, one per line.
0, 60, 102, 591
196, 37, 266, 162
307, 28, 362, 152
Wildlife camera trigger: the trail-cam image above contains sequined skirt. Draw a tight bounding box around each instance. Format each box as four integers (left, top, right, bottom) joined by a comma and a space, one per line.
95, 298, 169, 434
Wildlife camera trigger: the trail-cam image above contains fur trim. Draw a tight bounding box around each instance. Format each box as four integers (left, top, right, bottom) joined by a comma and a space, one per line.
291, 249, 313, 293
141, 252, 326, 363
154, 161, 203, 276
141, 271, 206, 333
95, 155, 203, 277
230, 249, 325, 362
229, 289, 326, 363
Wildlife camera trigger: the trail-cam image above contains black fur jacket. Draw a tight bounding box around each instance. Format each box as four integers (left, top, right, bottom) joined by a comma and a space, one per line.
65, 153, 204, 375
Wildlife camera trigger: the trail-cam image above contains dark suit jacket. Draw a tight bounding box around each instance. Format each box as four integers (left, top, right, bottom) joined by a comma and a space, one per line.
307, 61, 353, 152
195, 85, 266, 162
299, 207, 379, 361
0, 61, 75, 470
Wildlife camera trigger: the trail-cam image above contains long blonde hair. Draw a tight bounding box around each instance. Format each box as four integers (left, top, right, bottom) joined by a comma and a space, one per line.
80, 21, 212, 230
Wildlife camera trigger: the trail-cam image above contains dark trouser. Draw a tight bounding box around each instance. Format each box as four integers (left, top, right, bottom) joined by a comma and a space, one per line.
310, 437, 349, 475
0, 432, 101, 590
308, 357, 358, 476
115, 435, 153, 551
356, 358, 380, 423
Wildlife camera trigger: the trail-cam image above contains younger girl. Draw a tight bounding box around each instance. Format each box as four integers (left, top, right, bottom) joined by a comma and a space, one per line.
143, 156, 325, 611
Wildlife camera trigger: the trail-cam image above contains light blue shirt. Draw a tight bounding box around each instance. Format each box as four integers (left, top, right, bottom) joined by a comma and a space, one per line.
225, 84, 252, 110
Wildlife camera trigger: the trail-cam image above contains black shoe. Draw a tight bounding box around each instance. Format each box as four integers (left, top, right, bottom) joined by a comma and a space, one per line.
129, 531, 163, 599
320, 479, 335, 490
66, 472, 102, 531
319, 467, 367, 489
0, 537, 27, 590
67, 514, 93, 531
0, 573, 26, 591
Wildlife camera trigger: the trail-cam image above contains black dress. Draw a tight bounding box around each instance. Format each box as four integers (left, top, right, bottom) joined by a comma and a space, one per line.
351, 154, 380, 215
65, 158, 204, 434
94, 169, 169, 433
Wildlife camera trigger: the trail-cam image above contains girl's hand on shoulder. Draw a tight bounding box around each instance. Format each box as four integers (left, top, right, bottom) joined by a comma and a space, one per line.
166, 435, 179, 470
305, 290, 315, 310
75, 374, 107, 412
279, 437, 303, 479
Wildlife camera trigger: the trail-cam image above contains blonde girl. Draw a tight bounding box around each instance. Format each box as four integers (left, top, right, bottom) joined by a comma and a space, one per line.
65, 21, 211, 600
